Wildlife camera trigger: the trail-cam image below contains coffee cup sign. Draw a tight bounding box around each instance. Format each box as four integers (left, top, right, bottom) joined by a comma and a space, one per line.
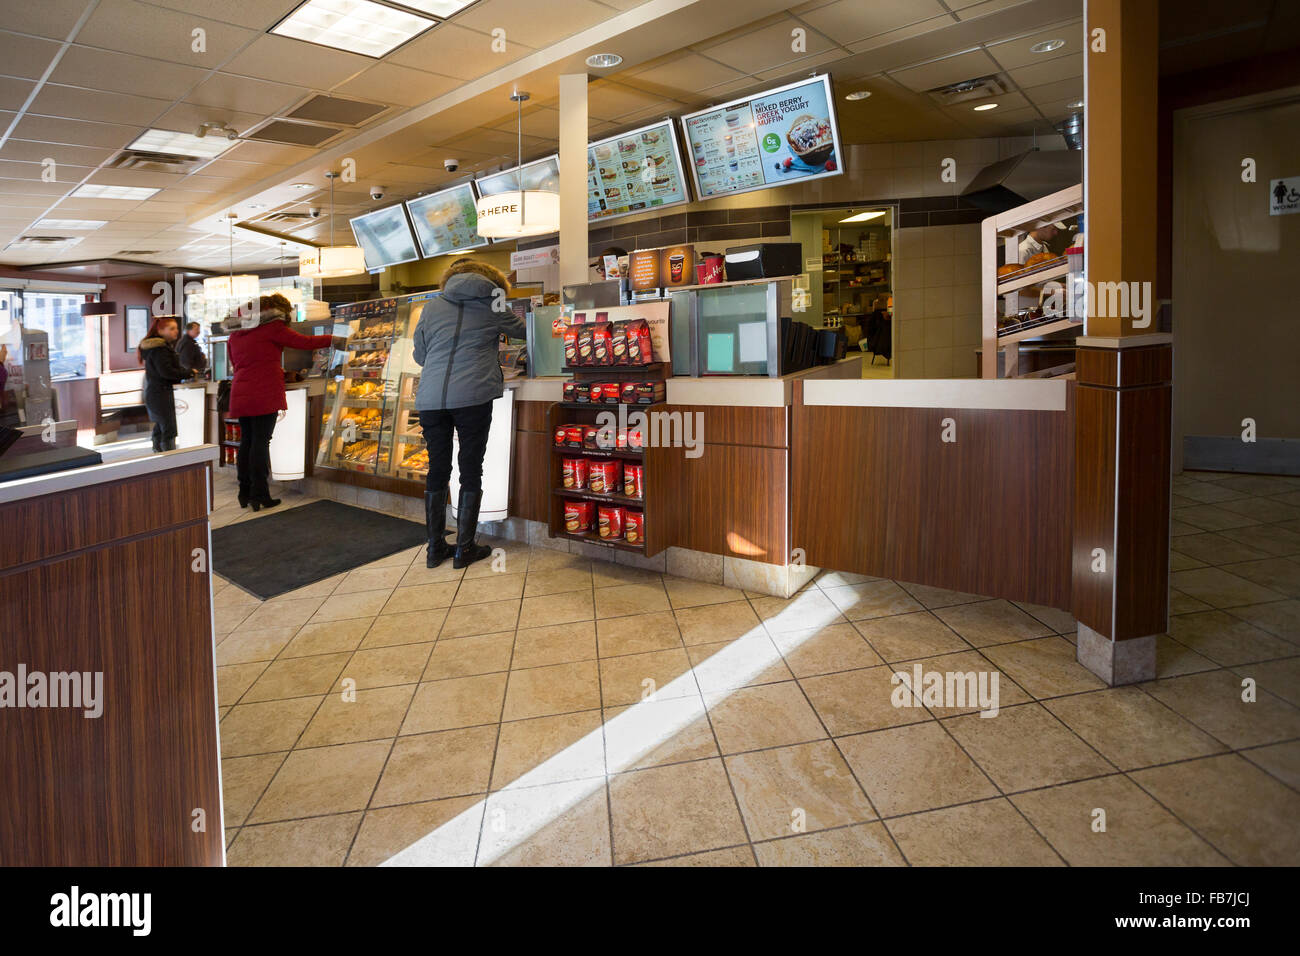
659, 244, 696, 288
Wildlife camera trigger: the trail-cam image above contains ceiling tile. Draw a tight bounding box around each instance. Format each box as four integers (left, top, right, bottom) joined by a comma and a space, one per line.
586, 81, 673, 122
696, 16, 840, 73
984, 19, 1082, 71
797, 0, 949, 46
886, 47, 1000, 92
1019, 77, 1083, 107
12, 114, 142, 149
151, 103, 264, 138
141, 0, 300, 30
5, 0, 97, 40
0, 32, 64, 80
29, 83, 173, 126
0, 140, 114, 166
387, 22, 524, 80
51, 46, 209, 100
87, 168, 187, 188
0, 76, 35, 112
332, 64, 458, 109
624, 52, 746, 93
455, 0, 610, 50
1006, 51, 1081, 89
220, 35, 372, 87
76, 0, 259, 65
186, 73, 309, 116
221, 140, 315, 166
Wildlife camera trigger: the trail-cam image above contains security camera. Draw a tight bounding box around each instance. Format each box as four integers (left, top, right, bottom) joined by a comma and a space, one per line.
370, 186, 386, 201
444, 159, 460, 173
309, 207, 322, 219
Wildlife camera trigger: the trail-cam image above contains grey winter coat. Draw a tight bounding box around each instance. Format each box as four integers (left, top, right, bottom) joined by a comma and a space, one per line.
412, 272, 526, 411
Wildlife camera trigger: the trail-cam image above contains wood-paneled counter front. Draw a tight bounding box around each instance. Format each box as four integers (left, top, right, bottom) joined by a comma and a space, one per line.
0, 447, 223, 866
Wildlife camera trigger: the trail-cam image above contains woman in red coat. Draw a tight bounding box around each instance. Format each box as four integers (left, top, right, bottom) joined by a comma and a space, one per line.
225, 294, 342, 510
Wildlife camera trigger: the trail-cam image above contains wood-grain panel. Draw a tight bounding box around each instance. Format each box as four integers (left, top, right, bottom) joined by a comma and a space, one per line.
1072, 383, 1117, 633
658, 443, 789, 561
509, 429, 550, 523
0, 464, 209, 573
792, 393, 1075, 609
514, 399, 551, 433
1077, 345, 1172, 389
1115, 383, 1171, 637
0, 520, 221, 865
657, 404, 788, 448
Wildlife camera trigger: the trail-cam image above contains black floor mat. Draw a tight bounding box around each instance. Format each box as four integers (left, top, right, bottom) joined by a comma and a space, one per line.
212, 499, 427, 600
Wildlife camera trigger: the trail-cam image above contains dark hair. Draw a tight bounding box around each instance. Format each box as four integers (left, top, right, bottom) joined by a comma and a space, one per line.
186, 321, 200, 332
137, 314, 179, 362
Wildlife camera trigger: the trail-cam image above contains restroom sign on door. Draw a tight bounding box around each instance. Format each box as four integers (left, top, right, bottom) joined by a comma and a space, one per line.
1270, 177, 1300, 216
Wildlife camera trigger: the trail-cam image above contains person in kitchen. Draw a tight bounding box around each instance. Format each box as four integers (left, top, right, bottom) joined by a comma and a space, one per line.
138, 315, 191, 453
590, 246, 628, 281
225, 294, 345, 511
412, 258, 526, 569
175, 321, 208, 379
1018, 221, 1066, 262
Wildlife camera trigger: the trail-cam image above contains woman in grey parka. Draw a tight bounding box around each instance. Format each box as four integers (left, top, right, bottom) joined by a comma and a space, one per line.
413, 258, 525, 569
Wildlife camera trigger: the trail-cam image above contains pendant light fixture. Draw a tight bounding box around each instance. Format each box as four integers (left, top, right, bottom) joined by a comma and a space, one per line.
299, 170, 367, 279
203, 213, 260, 301
474, 91, 560, 238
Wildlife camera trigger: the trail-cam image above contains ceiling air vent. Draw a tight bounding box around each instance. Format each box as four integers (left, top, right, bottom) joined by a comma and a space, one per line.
261, 211, 315, 224
5, 235, 82, 250
244, 120, 344, 148
107, 149, 204, 174
117, 249, 161, 255
925, 74, 1011, 107
284, 94, 389, 128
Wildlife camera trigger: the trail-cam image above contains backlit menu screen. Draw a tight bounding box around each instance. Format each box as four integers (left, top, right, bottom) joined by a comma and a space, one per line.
586, 120, 690, 222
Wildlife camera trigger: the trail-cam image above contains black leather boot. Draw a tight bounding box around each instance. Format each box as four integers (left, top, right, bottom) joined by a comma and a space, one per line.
425, 487, 453, 568
452, 487, 491, 569
237, 483, 250, 509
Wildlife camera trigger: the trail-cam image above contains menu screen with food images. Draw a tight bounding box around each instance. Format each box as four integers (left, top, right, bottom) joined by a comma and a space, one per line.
350, 205, 421, 270
586, 120, 690, 222
405, 183, 489, 258
680, 74, 842, 200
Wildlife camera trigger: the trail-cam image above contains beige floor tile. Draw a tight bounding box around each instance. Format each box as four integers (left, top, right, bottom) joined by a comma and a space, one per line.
1172, 504, 1261, 532
1142, 668, 1300, 748
1130, 754, 1300, 866
517, 590, 593, 628
635, 845, 756, 866
725, 740, 876, 841
463, 543, 530, 579
1218, 524, 1300, 558
705, 680, 828, 753
933, 599, 1054, 647
214, 583, 260, 607
242, 652, 352, 703
1011, 775, 1227, 866
266, 574, 346, 603
886, 798, 1063, 866
1241, 740, 1300, 790
453, 572, 526, 606
241, 596, 325, 631
897, 649, 1033, 717
1013, 601, 1077, 634
599, 647, 698, 705
478, 779, 612, 867
821, 580, 922, 622
523, 566, 593, 597
334, 565, 408, 595
1166, 609, 1297, 665
491, 709, 605, 790
979, 636, 1107, 699
335, 643, 431, 691
221, 752, 287, 827
769, 622, 885, 676
1043, 687, 1227, 770
1169, 588, 1213, 615
815, 569, 882, 588
217, 662, 267, 707
372, 725, 497, 806
675, 600, 764, 645
837, 721, 998, 816
1233, 656, 1300, 707
664, 576, 747, 609
944, 703, 1113, 791
800, 665, 929, 736
1169, 532, 1270, 566
220, 697, 322, 757
1229, 599, 1300, 644
503, 659, 601, 721
311, 589, 392, 623
897, 581, 988, 609
281, 618, 371, 658
608, 758, 748, 864
422, 631, 515, 680
362, 544, 425, 569
1170, 481, 1248, 504
1220, 557, 1300, 598
750, 589, 847, 635
1169, 567, 1285, 608
596, 611, 682, 657
381, 581, 459, 615
227, 812, 362, 867
603, 696, 719, 772
853, 611, 971, 663
347, 796, 482, 867
248, 740, 391, 823
511, 621, 597, 669
440, 598, 521, 638
401, 672, 508, 734
595, 582, 671, 618
361, 608, 447, 648
754, 822, 905, 867
1218, 495, 1300, 523
299, 684, 416, 747
527, 550, 589, 573
397, 562, 464, 588
214, 602, 258, 637
1155, 634, 1219, 678
589, 559, 658, 587
1169, 550, 1208, 571
686, 634, 793, 692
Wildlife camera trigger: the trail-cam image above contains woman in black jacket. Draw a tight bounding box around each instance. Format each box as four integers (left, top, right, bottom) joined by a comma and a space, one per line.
138, 314, 191, 452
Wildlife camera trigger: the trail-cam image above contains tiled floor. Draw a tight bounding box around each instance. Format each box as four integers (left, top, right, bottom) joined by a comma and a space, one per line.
209, 467, 1300, 866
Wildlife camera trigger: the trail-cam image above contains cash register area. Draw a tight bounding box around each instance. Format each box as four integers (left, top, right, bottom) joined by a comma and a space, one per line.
209, 462, 1300, 867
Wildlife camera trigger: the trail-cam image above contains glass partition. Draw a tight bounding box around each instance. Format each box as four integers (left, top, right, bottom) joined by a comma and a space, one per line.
527, 305, 566, 377
695, 282, 780, 377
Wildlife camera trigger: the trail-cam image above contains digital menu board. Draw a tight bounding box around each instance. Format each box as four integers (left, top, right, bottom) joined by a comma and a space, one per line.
405, 182, 489, 258
680, 74, 842, 201
349, 205, 420, 270
475, 155, 561, 198
586, 120, 690, 222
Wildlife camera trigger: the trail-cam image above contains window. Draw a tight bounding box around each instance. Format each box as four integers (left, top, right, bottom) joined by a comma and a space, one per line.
21, 292, 100, 380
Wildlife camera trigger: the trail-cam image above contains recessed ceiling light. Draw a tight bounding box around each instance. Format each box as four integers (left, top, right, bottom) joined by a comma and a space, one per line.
1068, 100, 1084, 109
973, 102, 999, 112
839, 210, 886, 223
35, 218, 107, 230
586, 52, 622, 68
845, 90, 872, 101
270, 0, 435, 58
70, 184, 160, 200
1029, 39, 1065, 53
291, 182, 314, 190
129, 128, 234, 159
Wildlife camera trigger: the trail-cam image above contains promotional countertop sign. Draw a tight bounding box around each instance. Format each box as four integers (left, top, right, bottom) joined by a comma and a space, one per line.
587, 119, 690, 222
680, 74, 843, 200
406, 182, 490, 258
475, 155, 561, 197
350, 204, 421, 270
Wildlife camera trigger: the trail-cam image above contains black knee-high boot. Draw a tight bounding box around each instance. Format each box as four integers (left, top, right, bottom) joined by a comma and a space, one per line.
425, 486, 453, 568
453, 487, 491, 569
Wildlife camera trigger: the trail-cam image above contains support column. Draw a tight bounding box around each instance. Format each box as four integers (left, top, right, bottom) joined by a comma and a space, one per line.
1072, 0, 1170, 684
558, 73, 589, 289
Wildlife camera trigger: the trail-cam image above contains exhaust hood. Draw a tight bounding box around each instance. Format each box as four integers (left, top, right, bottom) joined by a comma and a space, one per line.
960, 149, 1082, 213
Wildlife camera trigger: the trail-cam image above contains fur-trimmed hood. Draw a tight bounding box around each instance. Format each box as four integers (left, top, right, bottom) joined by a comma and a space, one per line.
138, 336, 169, 350
222, 294, 295, 332
441, 259, 510, 304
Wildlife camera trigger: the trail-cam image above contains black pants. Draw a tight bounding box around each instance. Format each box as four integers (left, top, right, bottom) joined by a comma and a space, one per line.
419, 401, 493, 497
237, 413, 277, 499
146, 388, 177, 453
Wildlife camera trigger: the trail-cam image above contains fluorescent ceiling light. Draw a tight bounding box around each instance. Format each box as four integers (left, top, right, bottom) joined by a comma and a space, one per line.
973, 102, 999, 111
1029, 38, 1065, 53
839, 210, 886, 223
1068, 100, 1084, 109
585, 52, 622, 68
35, 218, 107, 230
844, 90, 872, 101
271, 0, 435, 58
395, 0, 475, 15
129, 128, 233, 159
70, 184, 160, 200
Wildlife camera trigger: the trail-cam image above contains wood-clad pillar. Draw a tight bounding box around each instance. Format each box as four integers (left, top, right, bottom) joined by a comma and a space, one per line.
1072, 0, 1170, 683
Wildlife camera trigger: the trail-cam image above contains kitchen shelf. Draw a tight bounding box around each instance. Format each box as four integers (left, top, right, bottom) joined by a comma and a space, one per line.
996, 316, 1083, 344
996, 260, 1069, 295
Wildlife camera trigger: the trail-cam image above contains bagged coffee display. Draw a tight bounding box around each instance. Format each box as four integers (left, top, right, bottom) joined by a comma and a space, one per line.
563, 328, 578, 366
589, 383, 605, 403
564, 500, 594, 533
624, 509, 644, 544
610, 323, 629, 364
588, 460, 621, 494
634, 381, 665, 404
624, 319, 653, 364
603, 382, 621, 405
554, 425, 569, 446
592, 324, 613, 365
573, 382, 590, 403
598, 505, 624, 539
623, 463, 644, 499
582, 425, 599, 449
562, 457, 589, 489
562, 381, 576, 402
620, 382, 637, 404
576, 326, 594, 365
565, 425, 584, 447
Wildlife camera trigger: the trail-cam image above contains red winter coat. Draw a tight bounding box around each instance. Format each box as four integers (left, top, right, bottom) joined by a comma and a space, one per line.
228, 320, 332, 418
